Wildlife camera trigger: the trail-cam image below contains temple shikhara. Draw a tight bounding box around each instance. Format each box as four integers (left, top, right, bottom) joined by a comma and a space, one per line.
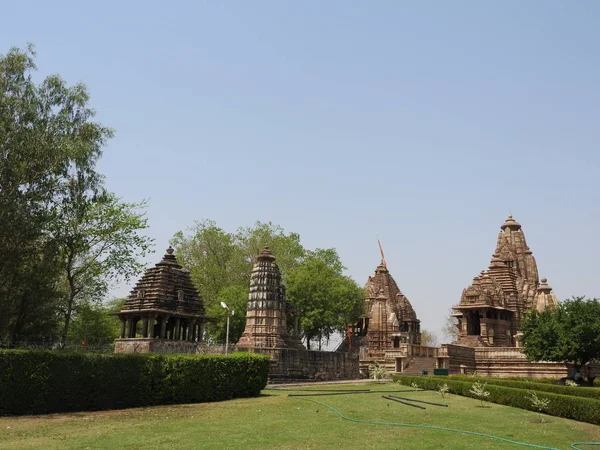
113, 247, 211, 353
236, 247, 304, 350
237, 247, 358, 380
452, 215, 558, 347
350, 243, 429, 374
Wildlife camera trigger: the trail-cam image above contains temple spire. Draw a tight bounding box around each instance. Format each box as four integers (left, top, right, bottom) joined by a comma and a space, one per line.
378, 238, 387, 268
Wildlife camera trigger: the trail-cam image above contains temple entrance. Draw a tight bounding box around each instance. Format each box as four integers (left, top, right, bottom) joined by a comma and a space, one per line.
467, 311, 481, 336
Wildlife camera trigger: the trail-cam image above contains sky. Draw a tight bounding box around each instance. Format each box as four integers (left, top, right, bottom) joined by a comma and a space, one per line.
2, 1, 599, 340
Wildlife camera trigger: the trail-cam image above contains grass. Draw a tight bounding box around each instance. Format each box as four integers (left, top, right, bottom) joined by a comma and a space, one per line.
1, 383, 599, 449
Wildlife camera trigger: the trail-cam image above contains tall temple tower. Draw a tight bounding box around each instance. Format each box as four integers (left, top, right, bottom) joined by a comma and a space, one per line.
452, 215, 558, 347
362, 253, 421, 357
236, 247, 305, 350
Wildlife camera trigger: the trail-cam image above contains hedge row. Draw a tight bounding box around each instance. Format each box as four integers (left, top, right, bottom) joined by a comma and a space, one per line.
441, 375, 600, 400
393, 374, 600, 425
0, 350, 270, 416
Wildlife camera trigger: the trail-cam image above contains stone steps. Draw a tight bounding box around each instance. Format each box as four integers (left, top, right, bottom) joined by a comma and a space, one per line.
402, 356, 437, 376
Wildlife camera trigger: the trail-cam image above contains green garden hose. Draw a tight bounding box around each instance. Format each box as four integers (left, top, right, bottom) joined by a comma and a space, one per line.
289, 396, 600, 450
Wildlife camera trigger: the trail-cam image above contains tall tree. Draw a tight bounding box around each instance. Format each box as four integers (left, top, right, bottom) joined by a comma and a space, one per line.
286, 249, 365, 349
53, 174, 153, 344
0, 45, 112, 343
521, 297, 600, 370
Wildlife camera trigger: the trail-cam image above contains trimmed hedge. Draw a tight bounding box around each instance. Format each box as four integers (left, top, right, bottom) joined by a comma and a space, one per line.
442, 375, 600, 400
393, 375, 600, 425
0, 350, 270, 416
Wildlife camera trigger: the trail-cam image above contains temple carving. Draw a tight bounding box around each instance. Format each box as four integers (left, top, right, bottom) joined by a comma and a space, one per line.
236, 247, 304, 350
452, 215, 558, 347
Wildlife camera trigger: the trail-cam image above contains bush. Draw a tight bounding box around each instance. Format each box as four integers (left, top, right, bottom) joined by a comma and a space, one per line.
0, 350, 270, 416
393, 375, 600, 425
442, 375, 600, 400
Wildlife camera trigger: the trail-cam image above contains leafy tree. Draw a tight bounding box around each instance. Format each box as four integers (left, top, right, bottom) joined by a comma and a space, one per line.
521, 297, 600, 369
67, 298, 125, 346
171, 220, 245, 303
286, 249, 365, 349
53, 172, 153, 344
0, 45, 112, 343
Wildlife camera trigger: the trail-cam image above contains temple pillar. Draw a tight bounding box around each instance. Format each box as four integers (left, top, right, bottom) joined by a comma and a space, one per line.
175, 318, 181, 340
160, 316, 169, 339
199, 323, 205, 342
119, 319, 126, 339
127, 319, 134, 338
189, 321, 196, 341
148, 316, 156, 338
142, 318, 149, 338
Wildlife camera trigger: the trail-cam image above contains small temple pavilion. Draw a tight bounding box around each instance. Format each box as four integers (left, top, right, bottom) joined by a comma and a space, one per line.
452, 215, 559, 347
237, 247, 305, 350
114, 247, 211, 353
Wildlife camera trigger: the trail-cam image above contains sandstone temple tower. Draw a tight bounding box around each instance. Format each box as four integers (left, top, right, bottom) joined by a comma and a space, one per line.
236, 247, 305, 350
452, 215, 558, 347
362, 251, 421, 358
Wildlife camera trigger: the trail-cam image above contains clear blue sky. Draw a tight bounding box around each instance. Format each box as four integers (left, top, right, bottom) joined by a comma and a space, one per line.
2, 1, 599, 339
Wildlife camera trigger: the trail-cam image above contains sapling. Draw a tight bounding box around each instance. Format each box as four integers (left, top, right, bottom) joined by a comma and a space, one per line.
527, 392, 551, 423
469, 381, 490, 407
438, 383, 449, 399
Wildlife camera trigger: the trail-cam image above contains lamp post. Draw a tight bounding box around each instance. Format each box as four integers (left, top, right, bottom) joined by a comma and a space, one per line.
220, 302, 235, 355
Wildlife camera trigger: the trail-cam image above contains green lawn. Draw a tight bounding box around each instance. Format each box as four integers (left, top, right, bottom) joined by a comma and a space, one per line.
1, 383, 599, 450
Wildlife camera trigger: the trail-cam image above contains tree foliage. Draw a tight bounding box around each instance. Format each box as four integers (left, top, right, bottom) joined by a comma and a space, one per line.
521, 297, 600, 367
0, 45, 151, 345
286, 249, 365, 349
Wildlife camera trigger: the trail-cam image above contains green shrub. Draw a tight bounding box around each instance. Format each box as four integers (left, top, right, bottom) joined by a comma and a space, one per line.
442, 375, 600, 400
0, 350, 270, 416
392, 375, 600, 425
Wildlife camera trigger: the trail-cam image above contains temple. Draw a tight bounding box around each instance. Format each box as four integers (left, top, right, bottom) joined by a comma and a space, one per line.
452, 215, 558, 347
237, 247, 358, 380
348, 244, 425, 374
236, 246, 304, 350
113, 247, 211, 353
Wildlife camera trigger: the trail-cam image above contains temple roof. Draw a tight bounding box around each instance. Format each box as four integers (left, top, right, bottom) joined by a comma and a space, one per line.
118, 247, 207, 318
534, 277, 559, 312
455, 215, 555, 314
365, 261, 419, 323
500, 214, 522, 231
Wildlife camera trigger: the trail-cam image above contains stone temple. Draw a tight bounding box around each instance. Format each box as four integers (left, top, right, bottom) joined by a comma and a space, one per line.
236, 246, 304, 350
237, 247, 358, 380
114, 247, 211, 353
452, 215, 559, 347
348, 247, 425, 375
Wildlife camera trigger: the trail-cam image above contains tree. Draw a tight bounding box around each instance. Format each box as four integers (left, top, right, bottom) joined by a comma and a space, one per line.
521, 297, 600, 370
443, 309, 460, 343
67, 298, 125, 348
53, 174, 153, 344
171, 220, 306, 343
286, 249, 365, 349
0, 45, 112, 343
420, 329, 439, 347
